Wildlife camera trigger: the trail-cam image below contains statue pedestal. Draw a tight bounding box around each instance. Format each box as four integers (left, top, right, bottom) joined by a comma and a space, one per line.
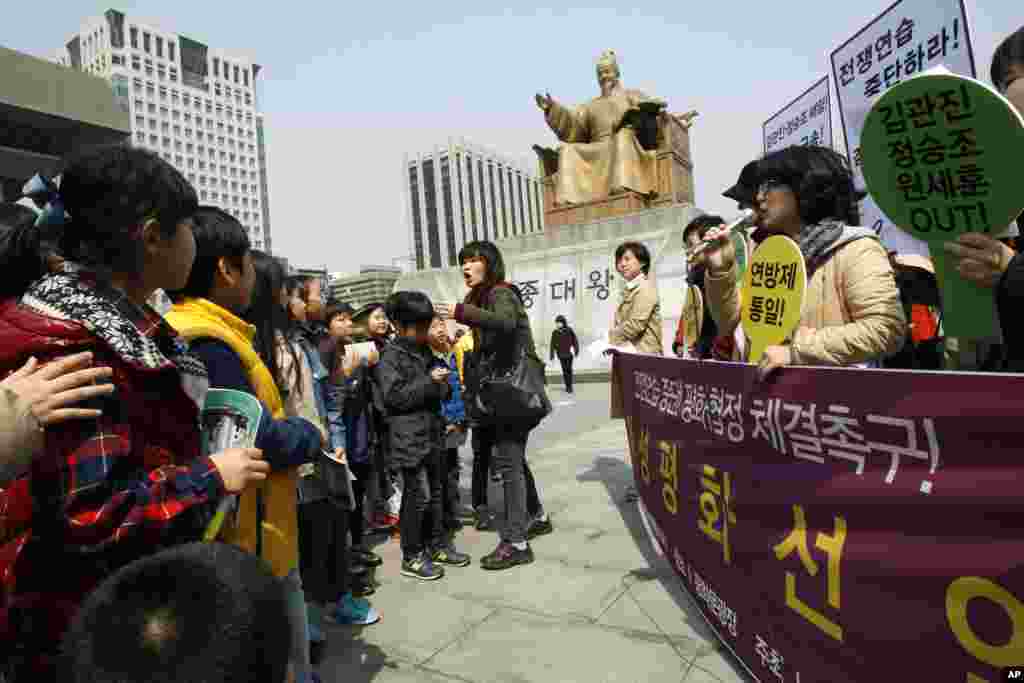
537, 114, 696, 229
543, 191, 651, 229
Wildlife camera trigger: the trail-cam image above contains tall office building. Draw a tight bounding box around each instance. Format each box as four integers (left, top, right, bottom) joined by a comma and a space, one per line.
54, 9, 272, 251
404, 139, 545, 271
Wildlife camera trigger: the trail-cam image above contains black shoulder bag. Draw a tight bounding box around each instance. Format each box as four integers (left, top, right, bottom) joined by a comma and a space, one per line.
474, 345, 552, 425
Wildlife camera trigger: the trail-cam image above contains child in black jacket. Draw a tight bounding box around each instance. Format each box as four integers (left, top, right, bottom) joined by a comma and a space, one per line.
375, 291, 471, 580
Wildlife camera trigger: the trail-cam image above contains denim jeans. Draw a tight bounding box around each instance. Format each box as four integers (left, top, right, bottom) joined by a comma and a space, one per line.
283, 568, 312, 682
399, 454, 443, 559
471, 428, 542, 519
474, 426, 534, 544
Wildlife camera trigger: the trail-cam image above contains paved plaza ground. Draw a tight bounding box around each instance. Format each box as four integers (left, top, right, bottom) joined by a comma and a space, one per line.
318, 381, 753, 683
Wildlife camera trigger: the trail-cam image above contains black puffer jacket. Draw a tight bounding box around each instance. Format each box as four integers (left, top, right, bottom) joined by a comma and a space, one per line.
373, 337, 449, 469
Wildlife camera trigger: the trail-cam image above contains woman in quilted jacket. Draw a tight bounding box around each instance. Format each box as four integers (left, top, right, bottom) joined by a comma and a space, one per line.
700, 145, 906, 378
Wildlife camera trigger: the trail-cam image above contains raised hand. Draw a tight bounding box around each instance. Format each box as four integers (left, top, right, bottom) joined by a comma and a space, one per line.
702, 225, 737, 274
2, 352, 115, 427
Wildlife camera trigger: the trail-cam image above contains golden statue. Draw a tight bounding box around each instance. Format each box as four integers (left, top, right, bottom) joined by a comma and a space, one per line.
535, 50, 667, 206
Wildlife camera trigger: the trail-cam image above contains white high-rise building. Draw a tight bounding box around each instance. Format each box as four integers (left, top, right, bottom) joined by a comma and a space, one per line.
54, 9, 271, 251
404, 139, 545, 271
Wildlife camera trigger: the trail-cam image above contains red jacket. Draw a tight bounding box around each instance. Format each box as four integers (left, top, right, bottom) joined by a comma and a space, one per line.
0, 271, 225, 678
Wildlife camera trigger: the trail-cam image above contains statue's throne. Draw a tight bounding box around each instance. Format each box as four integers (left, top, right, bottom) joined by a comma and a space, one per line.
533, 109, 696, 229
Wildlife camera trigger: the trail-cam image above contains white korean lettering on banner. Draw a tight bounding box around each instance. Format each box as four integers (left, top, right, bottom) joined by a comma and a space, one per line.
830, 0, 976, 256
763, 76, 833, 154
693, 569, 739, 638
634, 369, 943, 492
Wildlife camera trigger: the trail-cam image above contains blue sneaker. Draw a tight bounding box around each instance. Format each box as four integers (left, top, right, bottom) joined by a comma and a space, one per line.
308, 617, 325, 644
333, 593, 380, 625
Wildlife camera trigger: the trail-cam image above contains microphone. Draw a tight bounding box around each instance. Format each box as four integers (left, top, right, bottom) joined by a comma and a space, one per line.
685, 209, 755, 260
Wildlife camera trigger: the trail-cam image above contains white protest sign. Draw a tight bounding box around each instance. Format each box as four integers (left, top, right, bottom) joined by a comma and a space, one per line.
830, 0, 976, 256
763, 76, 833, 154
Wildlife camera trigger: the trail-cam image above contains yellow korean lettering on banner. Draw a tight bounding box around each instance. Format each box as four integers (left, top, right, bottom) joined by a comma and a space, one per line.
657, 440, 679, 514
637, 426, 651, 485
741, 235, 807, 363
773, 504, 847, 641
698, 464, 737, 565
946, 576, 1024, 676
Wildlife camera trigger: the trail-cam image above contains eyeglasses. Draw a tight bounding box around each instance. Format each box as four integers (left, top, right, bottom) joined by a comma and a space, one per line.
756, 178, 789, 196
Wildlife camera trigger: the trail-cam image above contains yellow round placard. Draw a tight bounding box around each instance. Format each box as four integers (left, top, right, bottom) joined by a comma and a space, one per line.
740, 235, 807, 363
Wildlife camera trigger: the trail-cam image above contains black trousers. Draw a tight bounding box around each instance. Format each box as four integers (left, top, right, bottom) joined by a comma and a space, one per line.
348, 461, 370, 547
558, 355, 574, 392
471, 427, 542, 517
399, 453, 443, 559
298, 498, 350, 605
442, 446, 461, 527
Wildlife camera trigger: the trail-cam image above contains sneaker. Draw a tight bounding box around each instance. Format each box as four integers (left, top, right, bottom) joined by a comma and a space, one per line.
474, 508, 494, 532
308, 617, 326, 644
351, 574, 376, 597
527, 516, 554, 540
401, 552, 445, 581
333, 593, 380, 626
372, 512, 400, 530
351, 547, 383, 567
480, 542, 534, 570
431, 543, 471, 567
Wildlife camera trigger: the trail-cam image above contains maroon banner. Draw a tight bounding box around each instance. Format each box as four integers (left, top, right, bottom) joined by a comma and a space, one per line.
613, 354, 1024, 683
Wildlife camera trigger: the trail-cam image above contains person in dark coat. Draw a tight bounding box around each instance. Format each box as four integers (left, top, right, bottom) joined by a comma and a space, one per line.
375, 291, 470, 581
680, 215, 722, 359
434, 240, 553, 571
549, 315, 579, 393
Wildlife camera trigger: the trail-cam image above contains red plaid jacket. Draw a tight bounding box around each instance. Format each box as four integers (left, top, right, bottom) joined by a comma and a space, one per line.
0, 279, 225, 676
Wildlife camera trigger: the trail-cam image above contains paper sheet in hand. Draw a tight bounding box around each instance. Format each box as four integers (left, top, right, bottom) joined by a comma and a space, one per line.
200, 389, 263, 541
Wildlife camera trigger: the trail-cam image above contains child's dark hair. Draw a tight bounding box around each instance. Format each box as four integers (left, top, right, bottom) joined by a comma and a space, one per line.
386, 291, 435, 327
57, 145, 197, 276
992, 26, 1024, 90
753, 145, 859, 226
59, 542, 291, 683
167, 206, 249, 302
245, 250, 302, 398
0, 202, 48, 298
614, 241, 652, 275
683, 215, 724, 243
325, 300, 355, 326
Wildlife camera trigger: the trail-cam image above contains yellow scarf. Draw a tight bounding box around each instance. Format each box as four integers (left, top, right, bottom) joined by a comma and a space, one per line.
166, 297, 298, 577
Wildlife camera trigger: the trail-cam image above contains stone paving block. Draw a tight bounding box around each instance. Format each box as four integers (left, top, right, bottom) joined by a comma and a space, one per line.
684, 655, 754, 683
537, 525, 651, 573
324, 577, 495, 664
427, 608, 689, 683
441, 555, 629, 620
626, 575, 720, 656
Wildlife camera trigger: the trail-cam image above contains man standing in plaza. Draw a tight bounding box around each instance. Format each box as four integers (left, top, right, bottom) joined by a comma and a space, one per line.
549, 315, 579, 394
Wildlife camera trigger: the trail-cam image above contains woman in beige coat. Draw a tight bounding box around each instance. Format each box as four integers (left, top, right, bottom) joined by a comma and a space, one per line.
701, 146, 905, 378
610, 241, 663, 355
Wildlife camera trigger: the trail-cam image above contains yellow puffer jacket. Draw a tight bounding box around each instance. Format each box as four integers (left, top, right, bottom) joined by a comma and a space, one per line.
166, 297, 300, 577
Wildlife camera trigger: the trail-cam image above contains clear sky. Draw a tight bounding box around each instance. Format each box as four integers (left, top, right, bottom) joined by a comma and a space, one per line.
4, 1, 1019, 275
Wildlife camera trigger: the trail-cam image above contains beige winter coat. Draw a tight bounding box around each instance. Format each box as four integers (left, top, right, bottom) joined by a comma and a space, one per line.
610, 275, 664, 355
0, 385, 43, 487
705, 237, 906, 366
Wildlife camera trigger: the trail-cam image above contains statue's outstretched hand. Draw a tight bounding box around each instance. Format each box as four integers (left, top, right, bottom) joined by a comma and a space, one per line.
535, 92, 554, 112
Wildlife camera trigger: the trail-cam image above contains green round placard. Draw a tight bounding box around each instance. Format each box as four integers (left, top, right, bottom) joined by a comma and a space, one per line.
861, 73, 1024, 247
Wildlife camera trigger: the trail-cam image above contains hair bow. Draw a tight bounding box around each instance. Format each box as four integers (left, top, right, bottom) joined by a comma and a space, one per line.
21, 173, 66, 230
